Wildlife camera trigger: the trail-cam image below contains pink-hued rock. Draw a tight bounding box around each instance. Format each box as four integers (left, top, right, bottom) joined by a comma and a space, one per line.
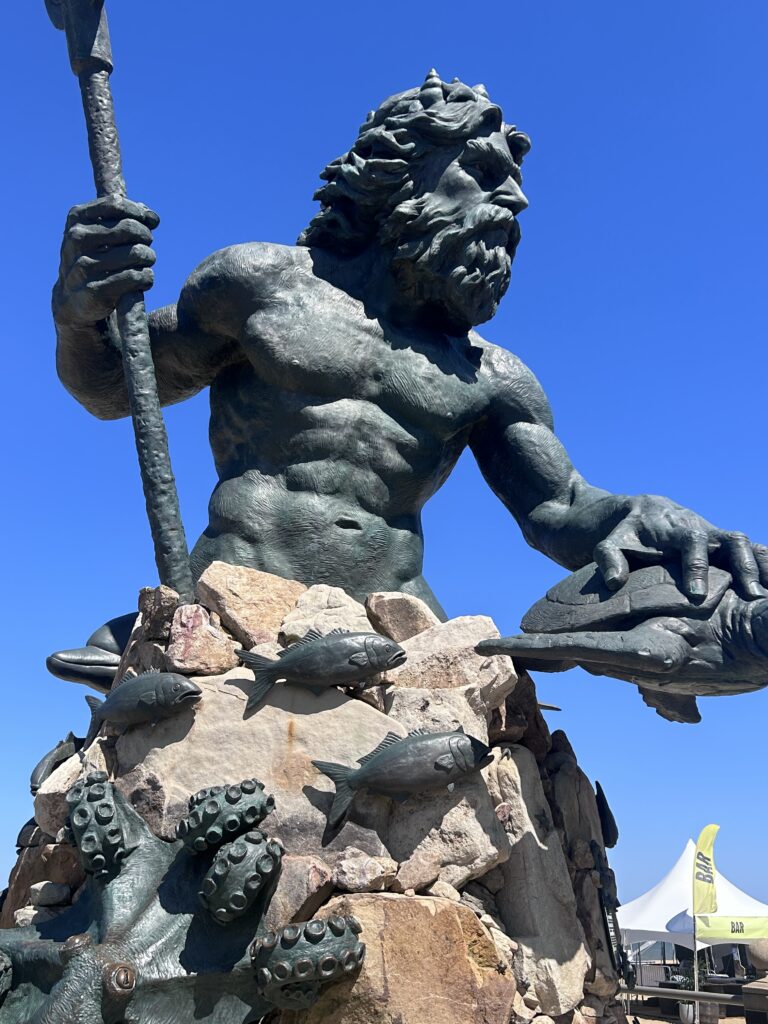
164, 603, 239, 675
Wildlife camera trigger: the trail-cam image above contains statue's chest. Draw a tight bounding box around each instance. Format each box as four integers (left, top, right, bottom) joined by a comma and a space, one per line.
242, 284, 485, 437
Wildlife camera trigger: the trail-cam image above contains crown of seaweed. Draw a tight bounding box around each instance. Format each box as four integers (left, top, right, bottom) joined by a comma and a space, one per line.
299, 69, 531, 256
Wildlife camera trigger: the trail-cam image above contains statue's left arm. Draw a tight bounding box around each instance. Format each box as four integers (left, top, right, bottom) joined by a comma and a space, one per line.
469, 347, 768, 599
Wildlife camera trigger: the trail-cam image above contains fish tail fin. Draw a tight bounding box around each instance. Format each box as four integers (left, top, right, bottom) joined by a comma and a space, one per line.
84, 695, 104, 748
237, 650, 278, 712
311, 760, 356, 829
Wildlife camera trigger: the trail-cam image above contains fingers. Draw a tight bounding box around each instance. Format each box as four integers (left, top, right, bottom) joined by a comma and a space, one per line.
719, 532, 764, 599
594, 538, 629, 590
66, 244, 156, 288
754, 545, 768, 588
83, 268, 155, 304
64, 218, 154, 256
66, 196, 160, 230
680, 530, 710, 600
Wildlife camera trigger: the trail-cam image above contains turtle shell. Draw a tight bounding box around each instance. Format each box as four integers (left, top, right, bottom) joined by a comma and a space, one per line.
522, 562, 733, 634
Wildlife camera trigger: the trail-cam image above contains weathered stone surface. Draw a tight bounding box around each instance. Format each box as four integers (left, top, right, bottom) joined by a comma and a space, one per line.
386, 761, 510, 889
279, 893, 517, 1024
333, 847, 397, 892
575, 871, 620, 999
279, 584, 371, 644
16, 818, 51, 850
13, 906, 60, 927
365, 591, 440, 642
384, 683, 493, 742
34, 743, 108, 838
505, 671, 552, 763
486, 745, 590, 1016
29, 881, 71, 907
196, 561, 306, 647
381, 616, 516, 711
425, 879, 461, 901
138, 585, 179, 641
164, 603, 239, 675
390, 850, 441, 894
263, 854, 333, 932
0, 842, 85, 927
112, 667, 402, 860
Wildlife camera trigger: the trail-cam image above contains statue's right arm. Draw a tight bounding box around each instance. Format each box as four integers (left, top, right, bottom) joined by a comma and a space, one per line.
54, 196, 247, 420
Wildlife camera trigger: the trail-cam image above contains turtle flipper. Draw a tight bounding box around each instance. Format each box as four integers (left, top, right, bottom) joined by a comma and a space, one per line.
478, 624, 689, 677
638, 687, 701, 724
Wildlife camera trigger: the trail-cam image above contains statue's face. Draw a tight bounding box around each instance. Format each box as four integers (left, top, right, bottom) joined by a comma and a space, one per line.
390, 130, 528, 333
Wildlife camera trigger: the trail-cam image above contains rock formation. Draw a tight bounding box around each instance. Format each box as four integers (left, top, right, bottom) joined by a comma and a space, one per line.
3, 564, 626, 1024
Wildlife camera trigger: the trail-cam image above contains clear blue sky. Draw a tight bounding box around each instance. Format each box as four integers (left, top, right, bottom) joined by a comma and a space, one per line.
2, 2, 766, 901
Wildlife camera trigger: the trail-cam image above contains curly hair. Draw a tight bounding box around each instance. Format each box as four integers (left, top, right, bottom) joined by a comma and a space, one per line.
298, 70, 531, 256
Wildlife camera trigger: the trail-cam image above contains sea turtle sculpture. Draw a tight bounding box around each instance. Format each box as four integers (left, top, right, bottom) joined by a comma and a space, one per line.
477, 562, 768, 723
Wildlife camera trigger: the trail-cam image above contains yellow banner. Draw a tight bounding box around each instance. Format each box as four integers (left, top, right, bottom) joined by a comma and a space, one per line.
693, 824, 720, 916
696, 916, 768, 942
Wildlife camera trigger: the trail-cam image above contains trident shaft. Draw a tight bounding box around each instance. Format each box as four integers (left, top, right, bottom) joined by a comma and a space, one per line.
46, 0, 194, 602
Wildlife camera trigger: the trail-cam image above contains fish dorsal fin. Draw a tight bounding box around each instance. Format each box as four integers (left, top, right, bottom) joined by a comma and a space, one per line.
407, 728, 431, 737
280, 628, 325, 655
456, 725, 465, 733
328, 628, 350, 635
114, 669, 161, 687
85, 695, 103, 714
357, 731, 403, 765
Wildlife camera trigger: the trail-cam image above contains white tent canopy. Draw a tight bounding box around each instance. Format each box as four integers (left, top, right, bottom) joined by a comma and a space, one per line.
617, 840, 768, 949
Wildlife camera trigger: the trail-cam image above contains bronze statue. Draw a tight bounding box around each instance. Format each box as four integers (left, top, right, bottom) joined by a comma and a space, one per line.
237, 629, 407, 711
52, 70, 767, 631
478, 561, 768, 723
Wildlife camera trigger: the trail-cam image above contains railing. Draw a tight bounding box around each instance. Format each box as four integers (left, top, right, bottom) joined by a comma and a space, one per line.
619, 985, 744, 1007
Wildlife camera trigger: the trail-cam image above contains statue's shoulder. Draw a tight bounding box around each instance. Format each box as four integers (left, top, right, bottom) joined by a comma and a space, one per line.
179, 242, 310, 332
470, 333, 553, 428
185, 241, 306, 294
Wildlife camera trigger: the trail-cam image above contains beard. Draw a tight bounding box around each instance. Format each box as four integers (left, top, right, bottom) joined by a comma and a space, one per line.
389, 201, 520, 332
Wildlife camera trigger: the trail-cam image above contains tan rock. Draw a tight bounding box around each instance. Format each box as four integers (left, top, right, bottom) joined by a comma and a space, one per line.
425, 879, 461, 901
333, 847, 397, 892
381, 616, 516, 711
14, 906, 60, 927
279, 893, 516, 1024
263, 854, 333, 932
386, 761, 510, 889
34, 743, 108, 838
111, 668, 403, 859
486, 746, 590, 1016
29, 881, 71, 907
164, 603, 239, 675
279, 584, 371, 644
384, 683, 493, 743
390, 850, 442, 893
365, 591, 440, 642
138, 585, 179, 641
0, 842, 85, 927
196, 562, 306, 646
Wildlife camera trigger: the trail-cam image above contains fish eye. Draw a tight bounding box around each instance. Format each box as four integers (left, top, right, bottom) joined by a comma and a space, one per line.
172, 682, 181, 692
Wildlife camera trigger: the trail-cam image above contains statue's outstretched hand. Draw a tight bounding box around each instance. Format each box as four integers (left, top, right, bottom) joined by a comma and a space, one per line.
593, 495, 768, 600
53, 196, 159, 327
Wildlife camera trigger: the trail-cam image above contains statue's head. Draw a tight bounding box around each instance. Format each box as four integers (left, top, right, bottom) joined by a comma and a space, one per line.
299, 70, 530, 332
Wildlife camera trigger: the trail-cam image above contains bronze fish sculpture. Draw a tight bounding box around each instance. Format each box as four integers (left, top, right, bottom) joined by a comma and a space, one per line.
312, 727, 494, 828
236, 628, 407, 712
30, 732, 85, 795
84, 671, 202, 747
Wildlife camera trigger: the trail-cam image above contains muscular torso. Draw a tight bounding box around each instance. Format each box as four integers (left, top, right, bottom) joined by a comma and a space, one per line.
187, 244, 501, 610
